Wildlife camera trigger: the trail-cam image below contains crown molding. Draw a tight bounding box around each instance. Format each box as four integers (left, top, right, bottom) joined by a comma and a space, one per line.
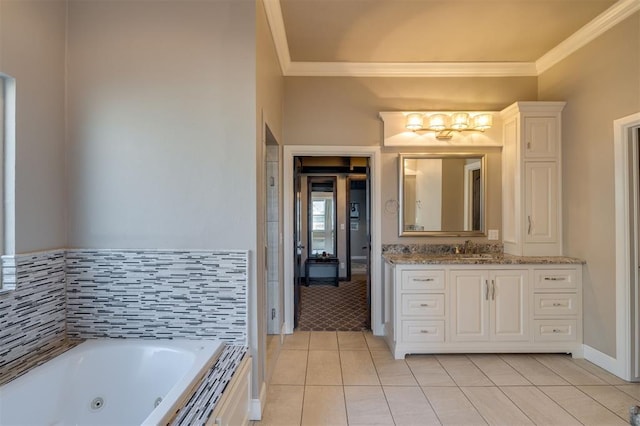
536, 0, 640, 74
286, 61, 538, 78
264, 0, 640, 78
262, 0, 291, 75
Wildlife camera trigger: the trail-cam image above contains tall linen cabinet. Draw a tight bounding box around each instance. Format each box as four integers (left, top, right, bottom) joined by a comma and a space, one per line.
501, 102, 566, 256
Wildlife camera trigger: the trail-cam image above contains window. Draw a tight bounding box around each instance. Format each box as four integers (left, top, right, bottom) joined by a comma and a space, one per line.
0, 73, 16, 291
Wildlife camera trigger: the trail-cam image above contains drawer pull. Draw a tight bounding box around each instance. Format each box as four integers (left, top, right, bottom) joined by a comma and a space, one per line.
419, 303, 431, 307
552, 328, 562, 333
544, 277, 566, 281
420, 330, 430, 334
552, 302, 563, 307
413, 278, 435, 282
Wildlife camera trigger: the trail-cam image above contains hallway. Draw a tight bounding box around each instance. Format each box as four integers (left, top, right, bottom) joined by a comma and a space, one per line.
298, 275, 368, 331
256, 331, 638, 425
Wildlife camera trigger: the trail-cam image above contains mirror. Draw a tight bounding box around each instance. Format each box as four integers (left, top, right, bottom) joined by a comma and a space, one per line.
308, 177, 337, 256
399, 153, 485, 236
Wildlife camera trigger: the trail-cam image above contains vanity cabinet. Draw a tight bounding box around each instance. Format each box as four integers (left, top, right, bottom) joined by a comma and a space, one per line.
450, 269, 528, 343
501, 102, 565, 256
383, 261, 582, 359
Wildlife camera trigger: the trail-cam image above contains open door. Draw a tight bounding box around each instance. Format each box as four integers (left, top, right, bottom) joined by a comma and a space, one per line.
293, 157, 303, 328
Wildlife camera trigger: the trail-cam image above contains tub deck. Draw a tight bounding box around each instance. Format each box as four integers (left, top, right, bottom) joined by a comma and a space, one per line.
0, 339, 247, 425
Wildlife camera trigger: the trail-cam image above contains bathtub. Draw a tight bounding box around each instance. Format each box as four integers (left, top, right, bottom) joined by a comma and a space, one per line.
0, 339, 224, 426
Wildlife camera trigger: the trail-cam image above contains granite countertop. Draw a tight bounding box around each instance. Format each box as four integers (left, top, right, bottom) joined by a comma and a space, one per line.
383, 253, 585, 265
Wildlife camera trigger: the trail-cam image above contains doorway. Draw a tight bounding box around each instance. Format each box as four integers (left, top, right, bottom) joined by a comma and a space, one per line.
283, 145, 382, 336
293, 156, 370, 331
613, 112, 640, 381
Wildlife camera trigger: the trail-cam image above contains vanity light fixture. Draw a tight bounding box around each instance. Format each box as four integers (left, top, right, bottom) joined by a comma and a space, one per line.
405, 112, 493, 140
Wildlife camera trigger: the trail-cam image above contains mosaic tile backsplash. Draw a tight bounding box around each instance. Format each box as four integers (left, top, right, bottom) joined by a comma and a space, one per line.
0, 250, 66, 369
66, 250, 248, 344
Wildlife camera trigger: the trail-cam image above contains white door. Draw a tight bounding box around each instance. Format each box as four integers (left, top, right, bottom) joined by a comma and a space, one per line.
525, 162, 558, 243
490, 270, 529, 341
450, 270, 489, 342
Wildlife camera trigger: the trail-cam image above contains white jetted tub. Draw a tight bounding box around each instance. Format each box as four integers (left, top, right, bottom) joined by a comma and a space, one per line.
0, 339, 224, 426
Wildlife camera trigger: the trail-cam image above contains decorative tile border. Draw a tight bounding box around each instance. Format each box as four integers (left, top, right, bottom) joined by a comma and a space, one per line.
171, 345, 247, 426
65, 250, 248, 344
0, 250, 66, 369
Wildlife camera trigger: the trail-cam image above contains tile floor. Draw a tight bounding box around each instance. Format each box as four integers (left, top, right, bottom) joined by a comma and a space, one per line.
255, 331, 640, 425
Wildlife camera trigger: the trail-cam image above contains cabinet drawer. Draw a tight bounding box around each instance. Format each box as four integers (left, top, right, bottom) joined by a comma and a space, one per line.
401, 320, 445, 343
401, 294, 445, 317
401, 270, 445, 291
534, 293, 578, 316
533, 269, 577, 290
533, 320, 577, 341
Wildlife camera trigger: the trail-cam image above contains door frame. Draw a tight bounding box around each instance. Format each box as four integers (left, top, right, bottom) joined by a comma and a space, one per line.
613, 111, 640, 381
283, 145, 382, 335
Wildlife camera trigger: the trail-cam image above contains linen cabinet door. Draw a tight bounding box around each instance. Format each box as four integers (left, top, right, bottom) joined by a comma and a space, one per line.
524, 162, 558, 244
450, 270, 489, 342
489, 270, 529, 341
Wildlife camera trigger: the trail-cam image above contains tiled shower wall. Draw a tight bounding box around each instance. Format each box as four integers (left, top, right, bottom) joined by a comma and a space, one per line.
0, 249, 248, 369
66, 250, 248, 344
266, 145, 280, 334
0, 250, 66, 369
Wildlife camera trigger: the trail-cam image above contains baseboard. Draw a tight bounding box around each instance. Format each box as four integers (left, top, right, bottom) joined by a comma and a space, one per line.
583, 344, 626, 379
249, 381, 267, 421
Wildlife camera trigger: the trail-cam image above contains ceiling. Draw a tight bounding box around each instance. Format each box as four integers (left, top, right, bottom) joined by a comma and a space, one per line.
264, 0, 639, 76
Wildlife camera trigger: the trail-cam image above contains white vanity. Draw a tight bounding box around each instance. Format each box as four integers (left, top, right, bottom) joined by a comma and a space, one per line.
383, 253, 584, 359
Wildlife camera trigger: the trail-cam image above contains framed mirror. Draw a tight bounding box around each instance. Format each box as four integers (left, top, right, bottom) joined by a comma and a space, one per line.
399, 153, 486, 236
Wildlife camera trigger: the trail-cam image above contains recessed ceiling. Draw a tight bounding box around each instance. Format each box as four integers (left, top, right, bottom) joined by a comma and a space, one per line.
280, 0, 616, 63
265, 0, 639, 76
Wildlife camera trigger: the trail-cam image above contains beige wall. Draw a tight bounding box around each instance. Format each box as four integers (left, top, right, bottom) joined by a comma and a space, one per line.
283, 77, 536, 244
539, 13, 640, 357
0, 0, 67, 253
67, 0, 257, 251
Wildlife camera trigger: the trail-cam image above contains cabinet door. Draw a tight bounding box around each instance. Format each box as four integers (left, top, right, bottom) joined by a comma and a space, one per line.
490, 270, 529, 341
450, 270, 489, 342
525, 162, 558, 243
524, 117, 558, 158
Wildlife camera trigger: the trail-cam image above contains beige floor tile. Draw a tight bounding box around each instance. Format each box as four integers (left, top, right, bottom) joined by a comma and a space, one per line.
344, 386, 395, 425
500, 386, 581, 425
337, 331, 368, 350
534, 354, 608, 385
364, 331, 389, 351
270, 350, 308, 385
283, 331, 310, 350
309, 331, 338, 350
572, 358, 630, 385
371, 350, 418, 386
422, 386, 487, 425
266, 334, 281, 383
383, 386, 441, 425
406, 355, 456, 386
255, 384, 304, 426
340, 350, 380, 385
578, 385, 640, 420
616, 383, 640, 399
539, 386, 628, 426
500, 354, 569, 385
306, 350, 342, 385
468, 354, 531, 386
460, 386, 534, 425
435, 355, 493, 386
301, 385, 347, 426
